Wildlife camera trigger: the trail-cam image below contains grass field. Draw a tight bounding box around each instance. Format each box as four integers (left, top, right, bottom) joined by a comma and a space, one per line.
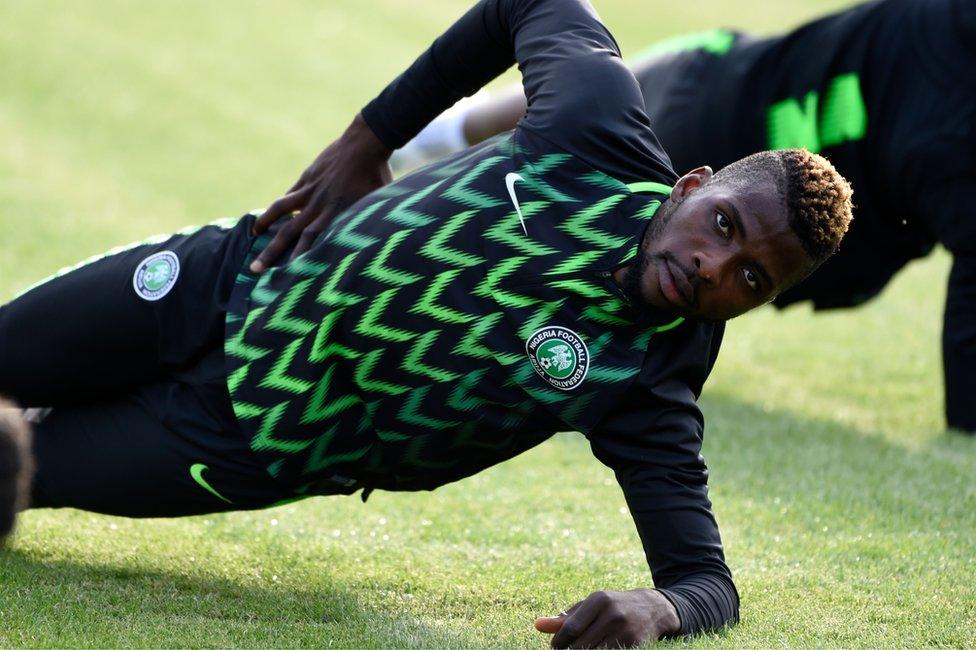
2, 0, 975, 646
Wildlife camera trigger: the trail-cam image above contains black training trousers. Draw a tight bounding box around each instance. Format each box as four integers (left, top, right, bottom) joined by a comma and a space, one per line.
0, 215, 298, 517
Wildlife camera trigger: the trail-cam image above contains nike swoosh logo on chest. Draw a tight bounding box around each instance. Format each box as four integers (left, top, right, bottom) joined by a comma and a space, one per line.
504, 172, 528, 236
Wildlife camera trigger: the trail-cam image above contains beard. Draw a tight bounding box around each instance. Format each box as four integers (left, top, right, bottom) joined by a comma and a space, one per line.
619, 201, 673, 309
621, 246, 653, 308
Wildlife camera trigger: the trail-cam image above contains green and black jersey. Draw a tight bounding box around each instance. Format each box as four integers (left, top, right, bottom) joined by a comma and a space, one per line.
225, 0, 735, 634
226, 132, 685, 493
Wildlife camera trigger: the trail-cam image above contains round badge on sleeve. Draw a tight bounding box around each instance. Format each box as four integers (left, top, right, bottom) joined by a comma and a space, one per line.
525, 326, 590, 391
133, 251, 180, 301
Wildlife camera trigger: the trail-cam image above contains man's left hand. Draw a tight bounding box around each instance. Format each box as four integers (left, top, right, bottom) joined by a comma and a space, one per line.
534, 588, 680, 648
249, 113, 393, 273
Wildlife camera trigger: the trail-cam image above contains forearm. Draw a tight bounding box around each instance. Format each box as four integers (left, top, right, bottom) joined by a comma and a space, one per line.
655, 572, 739, 636
634, 501, 741, 637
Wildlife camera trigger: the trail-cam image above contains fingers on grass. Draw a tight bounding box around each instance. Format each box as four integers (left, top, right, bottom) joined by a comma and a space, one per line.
550, 596, 602, 648
567, 610, 616, 649
534, 616, 564, 634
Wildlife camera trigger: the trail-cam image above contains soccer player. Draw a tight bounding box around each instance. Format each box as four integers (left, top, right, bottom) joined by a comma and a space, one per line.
0, 0, 853, 645
394, 0, 976, 432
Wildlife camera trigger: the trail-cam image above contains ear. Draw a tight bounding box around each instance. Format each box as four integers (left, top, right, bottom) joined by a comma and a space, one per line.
672, 166, 714, 202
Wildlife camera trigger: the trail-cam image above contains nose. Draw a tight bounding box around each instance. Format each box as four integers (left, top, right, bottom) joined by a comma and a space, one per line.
692, 249, 731, 286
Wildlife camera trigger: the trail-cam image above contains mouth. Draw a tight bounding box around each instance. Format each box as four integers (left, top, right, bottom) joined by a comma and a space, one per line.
659, 258, 695, 309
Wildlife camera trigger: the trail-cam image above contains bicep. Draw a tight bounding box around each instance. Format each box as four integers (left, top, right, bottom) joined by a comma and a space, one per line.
523, 52, 650, 145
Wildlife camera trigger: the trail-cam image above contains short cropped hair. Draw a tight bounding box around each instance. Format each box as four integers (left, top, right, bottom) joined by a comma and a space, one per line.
713, 149, 853, 267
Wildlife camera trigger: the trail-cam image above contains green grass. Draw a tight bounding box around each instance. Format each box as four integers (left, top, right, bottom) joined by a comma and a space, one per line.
1, 0, 974, 646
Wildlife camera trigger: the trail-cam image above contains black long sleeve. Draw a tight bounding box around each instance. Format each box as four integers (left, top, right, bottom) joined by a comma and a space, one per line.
589, 321, 739, 635
361, 0, 674, 184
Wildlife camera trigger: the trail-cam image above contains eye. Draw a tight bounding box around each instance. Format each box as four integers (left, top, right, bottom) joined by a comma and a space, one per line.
743, 268, 759, 291
715, 211, 732, 238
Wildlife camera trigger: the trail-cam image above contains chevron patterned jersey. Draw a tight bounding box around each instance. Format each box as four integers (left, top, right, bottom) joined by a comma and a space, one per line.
224, 128, 684, 495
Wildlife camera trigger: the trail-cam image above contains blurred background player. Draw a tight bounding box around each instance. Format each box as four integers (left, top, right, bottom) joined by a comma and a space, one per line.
395, 0, 976, 432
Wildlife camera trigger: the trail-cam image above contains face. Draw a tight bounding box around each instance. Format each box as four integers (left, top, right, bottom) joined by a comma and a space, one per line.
617, 166, 814, 321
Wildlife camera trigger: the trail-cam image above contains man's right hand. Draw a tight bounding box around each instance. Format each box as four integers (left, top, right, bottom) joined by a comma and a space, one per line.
534, 588, 680, 648
250, 113, 393, 273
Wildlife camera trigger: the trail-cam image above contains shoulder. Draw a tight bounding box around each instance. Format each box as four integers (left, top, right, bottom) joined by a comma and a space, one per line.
523, 51, 645, 138
518, 53, 676, 183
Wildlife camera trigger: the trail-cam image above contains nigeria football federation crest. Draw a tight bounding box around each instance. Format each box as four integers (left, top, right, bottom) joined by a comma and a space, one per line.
133, 251, 180, 301
525, 326, 589, 391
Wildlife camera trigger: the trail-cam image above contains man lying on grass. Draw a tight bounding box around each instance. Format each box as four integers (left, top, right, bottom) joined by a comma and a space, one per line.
396, 0, 976, 433
0, 0, 852, 645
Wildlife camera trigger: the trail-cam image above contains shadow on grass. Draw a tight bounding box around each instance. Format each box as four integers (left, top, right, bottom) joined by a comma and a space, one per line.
698, 391, 975, 524
0, 546, 475, 647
